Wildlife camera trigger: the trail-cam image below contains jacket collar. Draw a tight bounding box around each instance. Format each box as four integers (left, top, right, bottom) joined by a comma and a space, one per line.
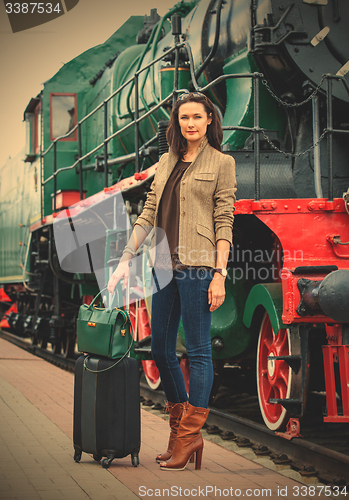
168, 135, 209, 167
182, 136, 209, 176
196, 136, 209, 156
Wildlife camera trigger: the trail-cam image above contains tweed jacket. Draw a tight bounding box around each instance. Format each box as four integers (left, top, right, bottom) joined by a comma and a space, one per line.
135, 137, 236, 268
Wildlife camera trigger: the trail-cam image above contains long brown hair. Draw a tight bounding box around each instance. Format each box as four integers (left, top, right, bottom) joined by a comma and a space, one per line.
166, 92, 223, 157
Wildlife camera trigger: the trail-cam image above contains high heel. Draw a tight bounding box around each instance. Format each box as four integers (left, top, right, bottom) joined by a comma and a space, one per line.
195, 446, 203, 470
161, 434, 203, 471
160, 402, 209, 471
155, 401, 186, 463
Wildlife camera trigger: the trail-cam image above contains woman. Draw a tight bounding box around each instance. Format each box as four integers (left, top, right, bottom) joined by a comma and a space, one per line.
108, 92, 236, 471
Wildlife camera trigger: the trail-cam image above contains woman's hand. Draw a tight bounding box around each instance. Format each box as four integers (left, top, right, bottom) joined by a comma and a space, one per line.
107, 224, 148, 294
208, 274, 226, 312
107, 260, 130, 294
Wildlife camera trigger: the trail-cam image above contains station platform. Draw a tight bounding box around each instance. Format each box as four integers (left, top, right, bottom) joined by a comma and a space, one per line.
0, 338, 329, 500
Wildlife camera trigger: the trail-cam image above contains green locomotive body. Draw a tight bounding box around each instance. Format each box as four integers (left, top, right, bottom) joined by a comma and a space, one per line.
0, 149, 40, 283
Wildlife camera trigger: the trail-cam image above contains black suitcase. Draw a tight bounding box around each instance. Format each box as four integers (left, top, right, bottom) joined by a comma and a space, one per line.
73, 354, 141, 468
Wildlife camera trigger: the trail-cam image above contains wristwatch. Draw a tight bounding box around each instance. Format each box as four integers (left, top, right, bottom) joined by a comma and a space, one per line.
214, 268, 227, 278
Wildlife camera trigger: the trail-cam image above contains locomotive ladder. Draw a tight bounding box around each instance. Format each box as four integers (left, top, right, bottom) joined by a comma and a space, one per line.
323, 345, 349, 423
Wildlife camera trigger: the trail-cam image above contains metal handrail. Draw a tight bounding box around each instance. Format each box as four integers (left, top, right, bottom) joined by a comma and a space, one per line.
41, 43, 185, 162
324, 74, 349, 202
42, 42, 188, 215
42, 27, 348, 209
42, 40, 262, 185
42, 92, 178, 186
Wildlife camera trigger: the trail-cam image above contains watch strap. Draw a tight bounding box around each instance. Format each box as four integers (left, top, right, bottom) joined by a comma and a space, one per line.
214, 268, 227, 277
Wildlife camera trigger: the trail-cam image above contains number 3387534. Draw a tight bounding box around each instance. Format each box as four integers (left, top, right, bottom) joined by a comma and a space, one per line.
5, 3, 61, 14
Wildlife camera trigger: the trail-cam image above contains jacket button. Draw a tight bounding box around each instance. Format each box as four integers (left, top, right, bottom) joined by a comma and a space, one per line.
180, 196, 185, 201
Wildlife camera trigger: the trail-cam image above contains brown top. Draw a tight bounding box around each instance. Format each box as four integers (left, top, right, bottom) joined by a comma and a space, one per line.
157, 160, 191, 268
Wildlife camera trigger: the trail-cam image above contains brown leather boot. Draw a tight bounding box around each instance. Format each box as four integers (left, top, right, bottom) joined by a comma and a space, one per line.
160, 402, 209, 471
155, 401, 187, 463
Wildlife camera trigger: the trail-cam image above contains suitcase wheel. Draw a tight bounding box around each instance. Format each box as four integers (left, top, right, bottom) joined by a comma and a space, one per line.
93, 454, 102, 462
102, 457, 113, 469
74, 450, 82, 463
131, 453, 139, 467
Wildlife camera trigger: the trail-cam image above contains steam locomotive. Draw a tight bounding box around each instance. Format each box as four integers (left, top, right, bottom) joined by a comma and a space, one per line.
1, 0, 349, 432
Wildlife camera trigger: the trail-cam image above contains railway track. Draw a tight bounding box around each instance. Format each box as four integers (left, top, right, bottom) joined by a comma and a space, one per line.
140, 382, 349, 487
1, 329, 349, 488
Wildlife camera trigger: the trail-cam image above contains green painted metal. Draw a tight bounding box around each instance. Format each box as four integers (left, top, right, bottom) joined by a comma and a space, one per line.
222, 49, 287, 149
84, 44, 145, 182
81, 1, 199, 181
72, 278, 99, 300
112, 45, 160, 178
0, 149, 40, 282
243, 283, 286, 336
160, 67, 191, 101
41, 16, 146, 217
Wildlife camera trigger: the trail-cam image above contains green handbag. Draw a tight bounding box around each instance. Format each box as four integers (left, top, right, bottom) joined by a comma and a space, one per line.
77, 287, 132, 360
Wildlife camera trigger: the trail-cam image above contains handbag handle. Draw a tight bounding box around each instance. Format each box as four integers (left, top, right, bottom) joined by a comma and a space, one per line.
88, 285, 112, 310
87, 285, 122, 311
87, 285, 127, 323
83, 311, 135, 374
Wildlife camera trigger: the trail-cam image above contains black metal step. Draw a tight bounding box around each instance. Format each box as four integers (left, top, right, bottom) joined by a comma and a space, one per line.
267, 354, 301, 373
269, 398, 303, 414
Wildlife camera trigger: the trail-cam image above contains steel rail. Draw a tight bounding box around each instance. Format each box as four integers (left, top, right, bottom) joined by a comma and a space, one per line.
140, 382, 349, 483
0, 330, 75, 371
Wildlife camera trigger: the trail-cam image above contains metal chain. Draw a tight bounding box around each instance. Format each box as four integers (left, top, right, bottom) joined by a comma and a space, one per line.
261, 75, 326, 108
345, 201, 349, 216
261, 128, 327, 158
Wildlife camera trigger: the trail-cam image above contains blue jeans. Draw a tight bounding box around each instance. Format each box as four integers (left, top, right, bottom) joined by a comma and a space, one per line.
151, 267, 214, 408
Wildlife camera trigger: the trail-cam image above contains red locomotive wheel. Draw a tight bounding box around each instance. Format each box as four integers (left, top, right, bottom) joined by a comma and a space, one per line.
257, 313, 291, 431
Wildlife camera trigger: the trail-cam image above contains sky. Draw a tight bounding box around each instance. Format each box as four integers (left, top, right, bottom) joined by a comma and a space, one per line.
0, 0, 177, 167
